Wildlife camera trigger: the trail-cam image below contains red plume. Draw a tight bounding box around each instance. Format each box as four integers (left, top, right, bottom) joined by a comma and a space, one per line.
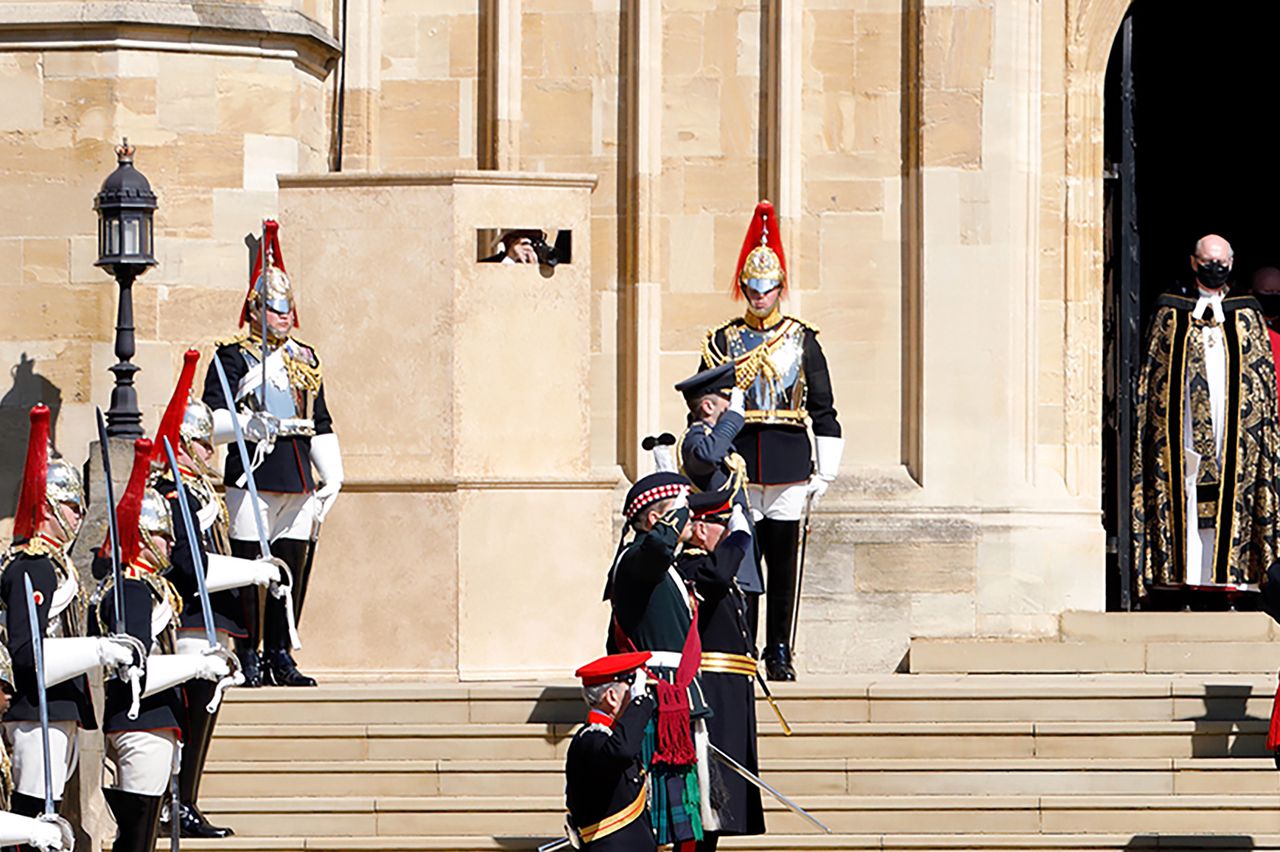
731, 200, 787, 300
239, 219, 298, 328
12, 405, 51, 540
152, 349, 200, 466
109, 438, 154, 567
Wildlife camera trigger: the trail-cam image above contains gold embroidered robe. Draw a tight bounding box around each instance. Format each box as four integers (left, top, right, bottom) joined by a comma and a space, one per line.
1131, 293, 1280, 596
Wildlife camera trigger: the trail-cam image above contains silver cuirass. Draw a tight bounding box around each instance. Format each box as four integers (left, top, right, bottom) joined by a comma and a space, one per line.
725, 319, 808, 426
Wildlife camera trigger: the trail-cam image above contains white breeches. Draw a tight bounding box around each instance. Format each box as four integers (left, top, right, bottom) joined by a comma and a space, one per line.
226, 488, 316, 542
105, 730, 179, 796
747, 482, 808, 522
5, 720, 78, 800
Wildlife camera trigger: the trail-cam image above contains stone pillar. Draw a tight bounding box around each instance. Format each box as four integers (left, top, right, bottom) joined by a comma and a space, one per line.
480, 0, 522, 170
277, 170, 616, 680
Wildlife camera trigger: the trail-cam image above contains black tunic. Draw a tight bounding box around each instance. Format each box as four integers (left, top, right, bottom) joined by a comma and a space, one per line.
702, 319, 841, 484
677, 532, 765, 837
1, 550, 96, 729
565, 696, 657, 851
201, 339, 333, 495
154, 477, 247, 639
96, 575, 184, 736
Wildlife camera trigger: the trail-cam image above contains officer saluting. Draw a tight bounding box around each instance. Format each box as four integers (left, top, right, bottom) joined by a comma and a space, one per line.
201, 219, 344, 687
563, 652, 656, 851
699, 201, 843, 681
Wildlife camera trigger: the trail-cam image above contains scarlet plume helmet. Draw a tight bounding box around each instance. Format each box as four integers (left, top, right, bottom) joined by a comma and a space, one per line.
109, 438, 154, 567
240, 219, 298, 328
12, 405, 51, 541
732, 200, 787, 300
152, 349, 199, 467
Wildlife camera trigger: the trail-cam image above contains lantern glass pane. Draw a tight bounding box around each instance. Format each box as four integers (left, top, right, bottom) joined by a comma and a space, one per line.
108, 218, 120, 256
143, 219, 152, 256
123, 218, 140, 256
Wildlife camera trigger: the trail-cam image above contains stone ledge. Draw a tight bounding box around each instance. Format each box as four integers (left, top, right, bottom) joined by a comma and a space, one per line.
279, 170, 600, 190
0, 1, 339, 75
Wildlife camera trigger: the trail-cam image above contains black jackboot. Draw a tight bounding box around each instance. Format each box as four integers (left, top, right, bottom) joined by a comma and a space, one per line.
169, 680, 234, 838
757, 519, 801, 681
103, 788, 164, 852
230, 538, 265, 688
262, 539, 317, 687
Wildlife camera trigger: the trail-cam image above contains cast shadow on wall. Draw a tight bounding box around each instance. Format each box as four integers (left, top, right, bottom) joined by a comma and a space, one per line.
0, 353, 63, 519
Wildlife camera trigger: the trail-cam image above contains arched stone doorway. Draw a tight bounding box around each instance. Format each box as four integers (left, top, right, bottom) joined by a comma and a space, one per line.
1099, 0, 1280, 608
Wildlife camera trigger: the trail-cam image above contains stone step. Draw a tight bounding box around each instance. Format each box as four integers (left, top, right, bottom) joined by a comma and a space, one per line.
1059, 610, 1280, 643
199, 757, 1280, 798
217, 674, 1278, 724
909, 639, 1280, 675
165, 836, 1280, 852
206, 719, 1273, 762
191, 794, 1280, 837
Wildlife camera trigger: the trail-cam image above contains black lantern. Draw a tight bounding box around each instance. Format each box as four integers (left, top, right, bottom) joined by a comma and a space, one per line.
95, 139, 157, 273
95, 140, 158, 438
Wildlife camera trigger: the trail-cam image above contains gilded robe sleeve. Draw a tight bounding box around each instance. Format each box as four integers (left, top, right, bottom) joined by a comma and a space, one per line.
1131, 306, 1178, 598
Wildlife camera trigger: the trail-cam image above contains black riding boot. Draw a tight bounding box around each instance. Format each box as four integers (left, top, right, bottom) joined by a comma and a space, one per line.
230, 538, 264, 688
757, 518, 800, 681
103, 789, 164, 852
262, 539, 316, 687
173, 680, 234, 837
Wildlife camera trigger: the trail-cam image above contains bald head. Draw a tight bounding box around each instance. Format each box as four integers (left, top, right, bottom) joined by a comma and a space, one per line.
1191, 234, 1234, 290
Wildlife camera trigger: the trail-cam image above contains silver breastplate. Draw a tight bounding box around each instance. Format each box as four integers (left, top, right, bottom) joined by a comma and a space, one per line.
238, 348, 299, 419
726, 320, 808, 425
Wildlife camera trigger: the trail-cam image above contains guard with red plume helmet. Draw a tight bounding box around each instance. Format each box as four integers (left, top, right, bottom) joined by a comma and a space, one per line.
201, 217, 342, 689
698, 200, 844, 682
152, 350, 282, 838
559, 652, 656, 850
98, 438, 235, 852
2, 406, 125, 822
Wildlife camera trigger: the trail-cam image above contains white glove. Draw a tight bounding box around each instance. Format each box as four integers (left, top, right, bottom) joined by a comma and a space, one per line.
195, 653, 231, 682
142, 652, 229, 696
255, 557, 284, 587
630, 667, 648, 700
33, 815, 71, 852
806, 476, 830, 502
671, 489, 689, 511
42, 636, 140, 686
728, 503, 750, 535
244, 411, 280, 443
204, 553, 283, 592
310, 433, 345, 525
728, 387, 745, 415
97, 636, 139, 669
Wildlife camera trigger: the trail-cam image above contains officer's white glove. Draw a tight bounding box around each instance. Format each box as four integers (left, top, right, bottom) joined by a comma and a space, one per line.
29, 816, 68, 851
255, 556, 285, 587
310, 433, 345, 525
806, 476, 830, 502
98, 636, 140, 669
630, 667, 648, 700
728, 387, 746, 415
244, 411, 280, 443
195, 653, 231, 682
728, 503, 751, 535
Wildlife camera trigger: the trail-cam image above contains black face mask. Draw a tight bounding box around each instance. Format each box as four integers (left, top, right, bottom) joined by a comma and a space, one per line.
1195, 259, 1231, 288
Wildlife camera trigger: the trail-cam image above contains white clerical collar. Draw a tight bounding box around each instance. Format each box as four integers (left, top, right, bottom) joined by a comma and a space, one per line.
1193, 288, 1226, 324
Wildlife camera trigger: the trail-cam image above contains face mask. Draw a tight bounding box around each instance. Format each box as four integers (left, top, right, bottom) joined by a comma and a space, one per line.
1196, 259, 1231, 288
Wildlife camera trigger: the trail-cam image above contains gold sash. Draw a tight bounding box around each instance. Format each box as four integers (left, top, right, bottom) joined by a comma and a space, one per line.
699, 652, 758, 677
577, 781, 647, 844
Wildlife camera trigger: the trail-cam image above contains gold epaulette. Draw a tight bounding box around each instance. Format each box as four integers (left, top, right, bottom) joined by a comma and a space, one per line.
702, 318, 739, 366
285, 337, 323, 392
784, 314, 820, 334
214, 331, 251, 348
11, 538, 57, 558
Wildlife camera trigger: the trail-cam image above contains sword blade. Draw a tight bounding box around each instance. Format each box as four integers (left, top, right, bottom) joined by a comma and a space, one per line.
708, 742, 831, 834
789, 492, 814, 650
535, 839, 571, 852
96, 408, 125, 635
23, 574, 54, 815
213, 357, 272, 560
258, 221, 268, 413
161, 438, 218, 649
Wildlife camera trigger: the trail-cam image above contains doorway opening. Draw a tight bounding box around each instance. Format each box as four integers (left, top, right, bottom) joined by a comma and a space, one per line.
1102, 0, 1280, 610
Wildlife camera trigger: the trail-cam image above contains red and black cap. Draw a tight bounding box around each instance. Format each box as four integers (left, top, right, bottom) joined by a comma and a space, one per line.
622, 472, 691, 521
575, 651, 651, 686
689, 487, 733, 522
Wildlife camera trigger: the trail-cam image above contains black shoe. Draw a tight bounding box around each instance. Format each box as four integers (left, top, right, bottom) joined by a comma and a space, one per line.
264, 649, 317, 687
179, 802, 234, 839
762, 644, 796, 682
237, 647, 263, 688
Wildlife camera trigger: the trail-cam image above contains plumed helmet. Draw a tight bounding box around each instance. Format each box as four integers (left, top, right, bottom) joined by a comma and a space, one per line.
249, 266, 294, 316
152, 349, 199, 468
733, 200, 788, 297
138, 487, 172, 540
45, 459, 84, 515
239, 219, 299, 328
180, 400, 214, 446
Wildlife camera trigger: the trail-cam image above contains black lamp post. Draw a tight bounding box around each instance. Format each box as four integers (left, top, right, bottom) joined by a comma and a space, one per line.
95, 139, 157, 438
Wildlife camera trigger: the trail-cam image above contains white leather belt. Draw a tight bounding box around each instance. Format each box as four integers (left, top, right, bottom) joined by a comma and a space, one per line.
646, 651, 684, 669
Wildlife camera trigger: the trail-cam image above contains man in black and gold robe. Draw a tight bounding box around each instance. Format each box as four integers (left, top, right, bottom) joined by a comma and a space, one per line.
1132, 234, 1280, 599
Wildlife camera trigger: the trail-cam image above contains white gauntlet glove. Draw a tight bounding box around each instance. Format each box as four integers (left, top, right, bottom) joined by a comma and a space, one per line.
728, 503, 751, 535
630, 667, 648, 700
728, 387, 746, 415
808, 435, 845, 504
310, 432, 345, 524
97, 636, 140, 669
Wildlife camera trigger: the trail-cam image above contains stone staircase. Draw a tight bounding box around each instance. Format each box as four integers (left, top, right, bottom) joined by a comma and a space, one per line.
184, 613, 1280, 851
